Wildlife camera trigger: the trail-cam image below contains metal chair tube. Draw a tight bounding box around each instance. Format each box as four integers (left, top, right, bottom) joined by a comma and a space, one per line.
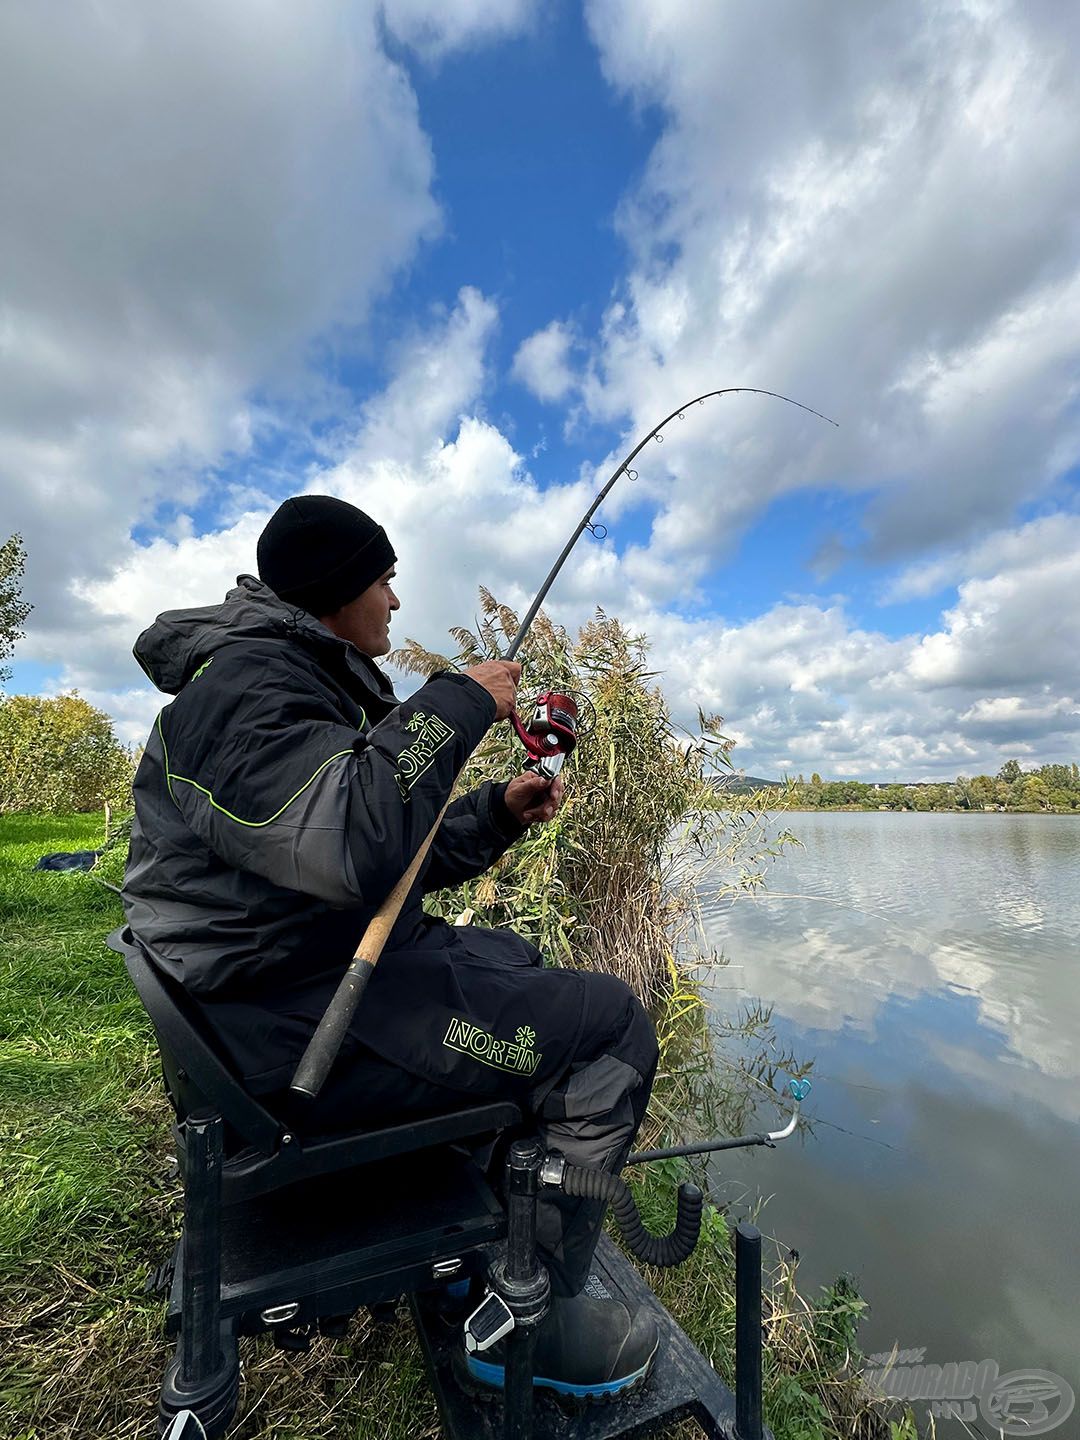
180, 1112, 225, 1387
735, 1222, 764, 1440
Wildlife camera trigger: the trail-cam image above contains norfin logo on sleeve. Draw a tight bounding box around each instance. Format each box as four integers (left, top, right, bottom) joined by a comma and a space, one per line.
395, 710, 455, 799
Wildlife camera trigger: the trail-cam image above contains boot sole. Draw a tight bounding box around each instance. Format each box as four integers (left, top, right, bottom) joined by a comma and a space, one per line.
461, 1331, 660, 1410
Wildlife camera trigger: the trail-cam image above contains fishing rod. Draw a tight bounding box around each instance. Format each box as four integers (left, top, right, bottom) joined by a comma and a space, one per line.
504, 387, 837, 661
290, 387, 837, 1101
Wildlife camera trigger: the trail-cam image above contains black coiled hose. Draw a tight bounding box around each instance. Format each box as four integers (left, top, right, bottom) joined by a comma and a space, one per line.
561, 1163, 703, 1267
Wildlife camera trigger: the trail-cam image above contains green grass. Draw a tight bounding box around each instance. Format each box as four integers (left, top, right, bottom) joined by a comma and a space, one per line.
0, 813, 891, 1440
0, 813, 450, 1440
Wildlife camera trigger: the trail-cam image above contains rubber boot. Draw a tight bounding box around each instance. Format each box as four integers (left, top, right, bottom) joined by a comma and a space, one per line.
466, 1292, 660, 1401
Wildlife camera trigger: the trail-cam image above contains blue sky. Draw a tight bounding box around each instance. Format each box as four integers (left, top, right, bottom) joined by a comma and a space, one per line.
3, 1, 1079, 778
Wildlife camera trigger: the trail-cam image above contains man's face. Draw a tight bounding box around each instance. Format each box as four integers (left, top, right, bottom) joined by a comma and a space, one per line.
320, 567, 400, 657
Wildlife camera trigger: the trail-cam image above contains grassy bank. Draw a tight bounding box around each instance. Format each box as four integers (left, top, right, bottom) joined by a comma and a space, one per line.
0, 811, 900, 1439
0, 811, 448, 1440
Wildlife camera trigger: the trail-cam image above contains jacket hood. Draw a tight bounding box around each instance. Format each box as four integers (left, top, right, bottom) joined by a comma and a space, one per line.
133, 574, 398, 703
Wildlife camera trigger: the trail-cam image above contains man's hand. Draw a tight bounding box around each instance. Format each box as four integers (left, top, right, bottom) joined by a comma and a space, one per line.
504, 772, 565, 826
463, 660, 521, 721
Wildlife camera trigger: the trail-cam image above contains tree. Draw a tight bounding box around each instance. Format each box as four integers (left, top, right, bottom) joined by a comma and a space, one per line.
997, 759, 1022, 785
970, 774, 995, 808
0, 692, 134, 814
0, 534, 31, 685
1043, 763, 1072, 792
1021, 774, 1051, 812
954, 775, 974, 810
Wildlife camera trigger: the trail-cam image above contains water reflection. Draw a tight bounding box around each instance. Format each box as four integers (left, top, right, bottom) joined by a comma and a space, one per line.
697, 812, 1080, 1423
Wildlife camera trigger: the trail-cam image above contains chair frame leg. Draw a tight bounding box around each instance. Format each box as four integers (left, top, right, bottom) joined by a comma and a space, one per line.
491, 1138, 550, 1440
158, 1111, 239, 1439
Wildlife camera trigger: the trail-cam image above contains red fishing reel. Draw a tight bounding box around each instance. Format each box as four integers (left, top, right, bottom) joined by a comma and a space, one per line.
509, 688, 595, 780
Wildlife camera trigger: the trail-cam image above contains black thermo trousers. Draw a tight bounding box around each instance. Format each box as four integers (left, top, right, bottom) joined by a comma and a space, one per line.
277, 969, 659, 1298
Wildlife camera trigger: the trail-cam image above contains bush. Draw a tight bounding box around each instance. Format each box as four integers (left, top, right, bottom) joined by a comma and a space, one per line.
0, 693, 135, 814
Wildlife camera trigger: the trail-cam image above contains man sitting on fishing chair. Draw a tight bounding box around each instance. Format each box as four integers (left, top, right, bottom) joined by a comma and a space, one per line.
123, 494, 660, 1400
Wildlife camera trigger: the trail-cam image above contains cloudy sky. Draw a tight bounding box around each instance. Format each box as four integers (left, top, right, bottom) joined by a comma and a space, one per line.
3, 0, 1078, 780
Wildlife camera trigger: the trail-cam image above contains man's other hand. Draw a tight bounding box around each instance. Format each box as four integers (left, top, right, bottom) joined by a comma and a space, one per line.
504, 772, 565, 826
463, 660, 521, 721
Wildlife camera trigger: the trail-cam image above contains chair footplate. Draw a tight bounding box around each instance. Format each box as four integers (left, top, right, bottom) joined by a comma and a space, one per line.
411, 1233, 741, 1440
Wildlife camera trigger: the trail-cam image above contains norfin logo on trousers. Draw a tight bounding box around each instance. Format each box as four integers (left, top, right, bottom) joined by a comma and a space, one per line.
443, 1017, 542, 1076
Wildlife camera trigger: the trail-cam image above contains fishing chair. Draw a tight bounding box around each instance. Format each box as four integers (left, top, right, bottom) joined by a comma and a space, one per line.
111, 925, 757, 1440
109, 925, 525, 1436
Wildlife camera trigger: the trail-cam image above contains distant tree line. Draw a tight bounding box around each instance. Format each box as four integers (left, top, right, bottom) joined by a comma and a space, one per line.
792, 760, 1080, 813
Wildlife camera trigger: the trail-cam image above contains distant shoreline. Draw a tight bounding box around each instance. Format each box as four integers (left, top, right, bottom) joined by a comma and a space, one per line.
716, 764, 1080, 816
781, 804, 1080, 815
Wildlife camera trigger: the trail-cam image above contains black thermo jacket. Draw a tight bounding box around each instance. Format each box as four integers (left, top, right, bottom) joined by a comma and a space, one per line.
123, 577, 584, 1098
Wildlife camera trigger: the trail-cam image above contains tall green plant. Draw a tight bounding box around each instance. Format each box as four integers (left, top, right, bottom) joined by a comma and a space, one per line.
393, 591, 793, 1004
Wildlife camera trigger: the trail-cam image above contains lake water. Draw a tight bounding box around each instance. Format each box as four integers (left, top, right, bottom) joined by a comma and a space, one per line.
697, 811, 1080, 1430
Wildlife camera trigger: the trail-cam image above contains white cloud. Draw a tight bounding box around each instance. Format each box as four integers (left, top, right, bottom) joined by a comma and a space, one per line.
904, 518, 1080, 695
512, 321, 578, 403
8, 0, 1080, 783
642, 511, 1080, 777
42, 282, 1080, 780
345, 288, 498, 472
957, 695, 1080, 742
884, 511, 1080, 602
1, 0, 512, 643
576, 0, 1080, 568
55, 290, 600, 740
381, 0, 538, 60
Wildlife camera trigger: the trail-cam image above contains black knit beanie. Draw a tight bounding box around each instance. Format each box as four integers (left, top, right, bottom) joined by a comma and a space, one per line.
257, 495, 397, 617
